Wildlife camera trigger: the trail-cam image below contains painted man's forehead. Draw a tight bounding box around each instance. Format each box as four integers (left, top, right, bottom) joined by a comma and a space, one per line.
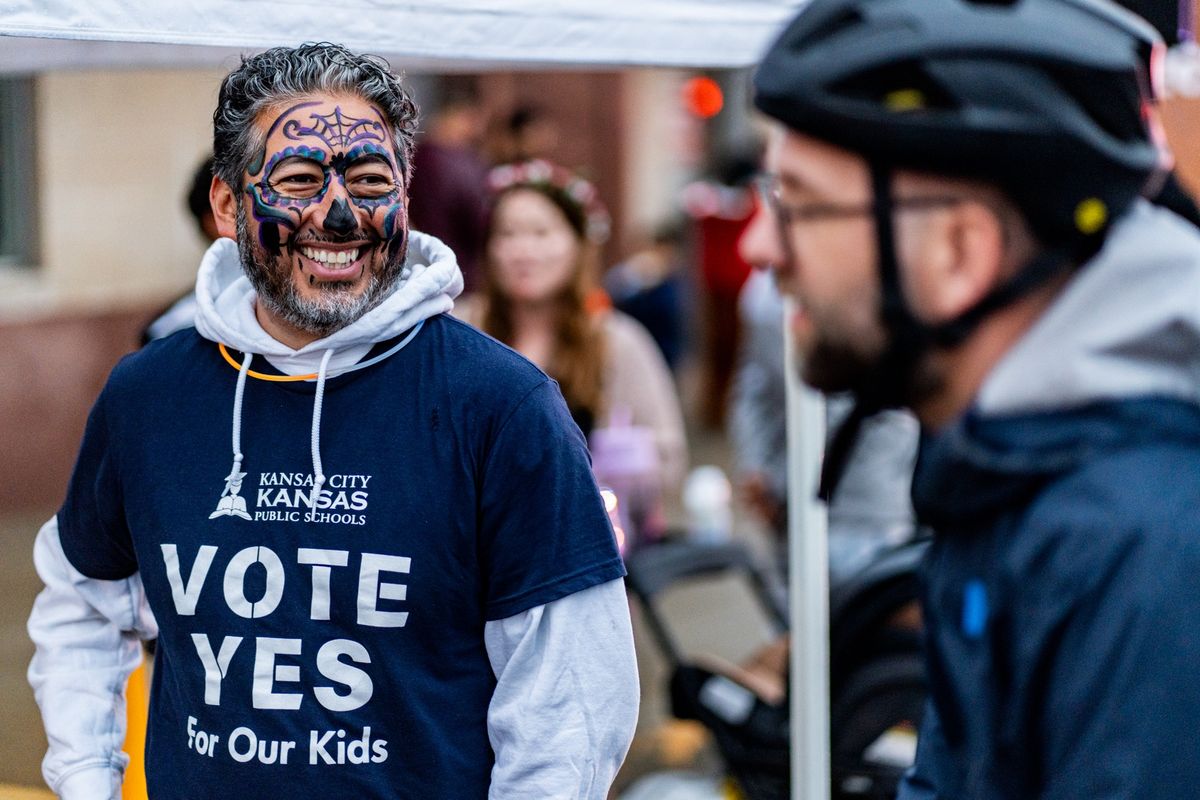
264, 96, 392, 154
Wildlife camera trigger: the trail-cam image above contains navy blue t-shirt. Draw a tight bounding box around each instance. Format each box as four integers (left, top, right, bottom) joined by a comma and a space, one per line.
57, 313, 624, 800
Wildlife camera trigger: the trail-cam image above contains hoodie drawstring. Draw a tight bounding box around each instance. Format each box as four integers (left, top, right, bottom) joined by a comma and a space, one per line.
309, 349, 335, 509
228, 351, 252, 482
210, 350, 254, 518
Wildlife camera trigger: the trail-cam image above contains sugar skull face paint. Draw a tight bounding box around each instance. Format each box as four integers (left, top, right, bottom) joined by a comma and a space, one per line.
237, 93, 410, 337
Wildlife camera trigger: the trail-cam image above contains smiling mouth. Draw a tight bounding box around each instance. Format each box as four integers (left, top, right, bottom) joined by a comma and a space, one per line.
300, 245, 361, 266
291, 241, 373, 285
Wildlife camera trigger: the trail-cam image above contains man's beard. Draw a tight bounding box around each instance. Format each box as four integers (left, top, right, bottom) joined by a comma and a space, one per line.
799, 333, 879, 395
796, 317, 941, 412
236, 203, 407, 337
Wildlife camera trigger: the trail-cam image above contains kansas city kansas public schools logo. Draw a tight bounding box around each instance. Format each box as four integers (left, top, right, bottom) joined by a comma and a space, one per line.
210, 470, 252, 520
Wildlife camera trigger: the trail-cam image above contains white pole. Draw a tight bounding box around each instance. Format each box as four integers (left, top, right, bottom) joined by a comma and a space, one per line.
784, 296, 830, 800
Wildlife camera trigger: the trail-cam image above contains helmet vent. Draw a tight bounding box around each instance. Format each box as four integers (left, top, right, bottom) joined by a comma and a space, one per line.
831, 61, 958, 112
1047, 65, 1145, 144
791, 8, 864, 50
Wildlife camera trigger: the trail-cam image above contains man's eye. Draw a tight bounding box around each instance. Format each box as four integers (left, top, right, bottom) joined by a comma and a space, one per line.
275, 174, 320, 187
349, 173, 396, 197
269, 172, 324, 199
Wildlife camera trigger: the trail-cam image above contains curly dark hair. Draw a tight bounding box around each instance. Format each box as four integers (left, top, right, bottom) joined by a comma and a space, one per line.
212, 42, 419, 189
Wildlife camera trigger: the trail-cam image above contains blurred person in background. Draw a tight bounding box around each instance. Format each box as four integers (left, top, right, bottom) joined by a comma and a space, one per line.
728, 270, 788, 538
728, 269, 918, 580
456, 160, 687, 540
603, 217, 688, 371
746, 0, 1200, 797
407, 76, 490, 292
486, 105, 561, 166
141, 155, 220, 343
682, 148, 759, 429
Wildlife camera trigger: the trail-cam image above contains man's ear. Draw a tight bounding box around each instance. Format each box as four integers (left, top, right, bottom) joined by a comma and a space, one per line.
916, 200, 1006, 324
210, 174, 239, 240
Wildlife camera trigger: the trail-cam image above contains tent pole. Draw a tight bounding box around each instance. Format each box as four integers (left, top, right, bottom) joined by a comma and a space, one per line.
784, 296, 830, 800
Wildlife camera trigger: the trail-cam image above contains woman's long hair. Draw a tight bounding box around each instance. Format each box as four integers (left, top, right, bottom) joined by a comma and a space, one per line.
482, 182, 608, 433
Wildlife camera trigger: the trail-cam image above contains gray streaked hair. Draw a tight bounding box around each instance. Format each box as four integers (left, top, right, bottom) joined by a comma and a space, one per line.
212, 42, 419, 190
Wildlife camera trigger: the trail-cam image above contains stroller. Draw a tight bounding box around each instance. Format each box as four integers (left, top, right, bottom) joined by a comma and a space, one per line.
624, 536, 929, 800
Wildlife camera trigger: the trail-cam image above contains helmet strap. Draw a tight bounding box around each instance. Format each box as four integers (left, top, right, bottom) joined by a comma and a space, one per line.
928, 242, 1094, 347
820, 162, 930, 500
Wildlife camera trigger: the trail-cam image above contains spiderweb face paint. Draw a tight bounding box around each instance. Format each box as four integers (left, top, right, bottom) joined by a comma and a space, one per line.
237, 93, 410, 337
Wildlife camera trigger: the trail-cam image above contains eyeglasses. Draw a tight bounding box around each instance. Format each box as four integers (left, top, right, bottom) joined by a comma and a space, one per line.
753, 174, 963, 227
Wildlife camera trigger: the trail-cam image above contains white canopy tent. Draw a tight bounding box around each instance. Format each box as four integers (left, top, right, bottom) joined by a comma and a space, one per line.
0, 3, 829, 798
0, 0, 802, 72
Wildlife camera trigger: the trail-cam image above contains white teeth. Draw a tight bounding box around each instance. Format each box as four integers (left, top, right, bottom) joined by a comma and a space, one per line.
300, 247, 359, 265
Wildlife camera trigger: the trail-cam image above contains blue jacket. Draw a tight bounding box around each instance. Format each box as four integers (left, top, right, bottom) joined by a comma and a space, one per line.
899, 200, 1200, 799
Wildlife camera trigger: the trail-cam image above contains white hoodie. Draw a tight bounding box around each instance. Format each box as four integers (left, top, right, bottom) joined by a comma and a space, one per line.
978, 198, 1200, 415
29, 233, 638, 799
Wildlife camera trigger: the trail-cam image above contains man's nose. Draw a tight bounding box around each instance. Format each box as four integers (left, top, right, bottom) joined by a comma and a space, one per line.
739, 204, 784, 274
323, 197, 358, 237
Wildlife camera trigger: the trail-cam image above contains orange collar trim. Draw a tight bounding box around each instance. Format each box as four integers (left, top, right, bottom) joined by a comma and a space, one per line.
217, 342, 318, 382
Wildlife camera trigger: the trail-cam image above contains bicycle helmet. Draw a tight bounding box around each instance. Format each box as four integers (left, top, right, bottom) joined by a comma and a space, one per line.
753, 0, 1171, 497
755, 0, 1167, 247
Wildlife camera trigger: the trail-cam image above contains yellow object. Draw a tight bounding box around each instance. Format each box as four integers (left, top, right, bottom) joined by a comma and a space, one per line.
218, 343, 318, 382
656, 719, 709, 766
884, 88, 926, 111
122, 659, 150, 800
721, 777, 748, 800
0, 786, 55, 800
1074, 197, 1108, 234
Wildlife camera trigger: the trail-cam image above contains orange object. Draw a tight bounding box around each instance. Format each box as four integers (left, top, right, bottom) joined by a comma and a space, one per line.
585, 287, 613, 315
683, 76, 724, 118
218, 343, 317, 381
122, 658, 150, 800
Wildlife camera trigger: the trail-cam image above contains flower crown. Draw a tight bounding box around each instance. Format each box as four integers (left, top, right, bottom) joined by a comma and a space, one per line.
487, 159, 611, 244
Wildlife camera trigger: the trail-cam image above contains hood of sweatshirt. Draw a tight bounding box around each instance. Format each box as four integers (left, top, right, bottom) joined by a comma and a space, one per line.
914, 199, 1200, 527
194, 231, 463, 371
975, 199, 1200, 416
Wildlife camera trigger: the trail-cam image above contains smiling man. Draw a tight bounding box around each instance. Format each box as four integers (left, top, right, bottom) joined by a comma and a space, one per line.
28, 43, 637, 800
745, 0, 1200, 798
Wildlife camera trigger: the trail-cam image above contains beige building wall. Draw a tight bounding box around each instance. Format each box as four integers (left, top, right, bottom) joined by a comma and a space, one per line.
0, 69, 226, 512
0, 68, 224, 322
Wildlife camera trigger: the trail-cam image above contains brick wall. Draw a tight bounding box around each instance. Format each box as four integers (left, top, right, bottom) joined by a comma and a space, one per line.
0, 306, 157, 512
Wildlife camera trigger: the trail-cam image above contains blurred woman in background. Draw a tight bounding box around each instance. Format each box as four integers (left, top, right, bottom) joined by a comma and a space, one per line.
455, 160, 687, 538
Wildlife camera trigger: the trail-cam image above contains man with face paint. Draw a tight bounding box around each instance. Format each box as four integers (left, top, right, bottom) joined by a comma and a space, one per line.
745, 1, 1200, 798
28, 43, 637, 800
229, 93, 412, 342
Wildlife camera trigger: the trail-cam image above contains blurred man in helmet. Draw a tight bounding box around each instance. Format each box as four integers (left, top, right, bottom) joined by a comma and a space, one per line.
744, 0, 1200, 796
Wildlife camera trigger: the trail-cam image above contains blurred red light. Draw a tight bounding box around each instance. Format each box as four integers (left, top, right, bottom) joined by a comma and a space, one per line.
684, 76, 724, 118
